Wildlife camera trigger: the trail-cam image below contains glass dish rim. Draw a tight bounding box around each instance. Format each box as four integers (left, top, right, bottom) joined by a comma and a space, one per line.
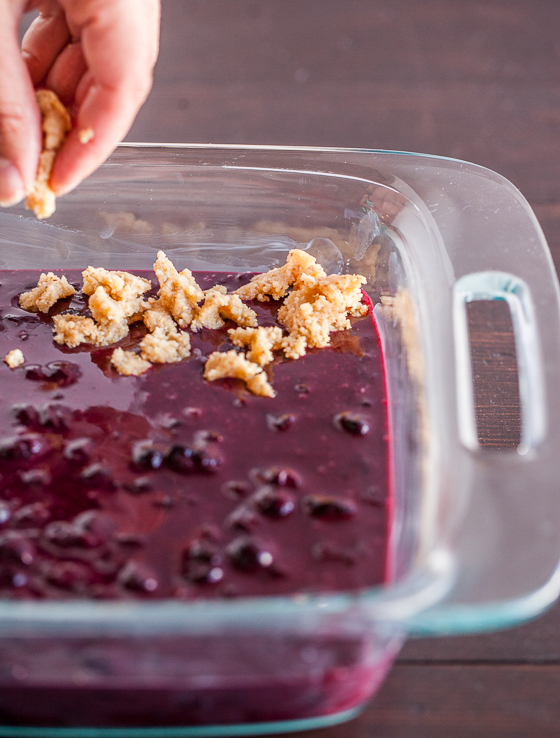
120, 141, 491, 171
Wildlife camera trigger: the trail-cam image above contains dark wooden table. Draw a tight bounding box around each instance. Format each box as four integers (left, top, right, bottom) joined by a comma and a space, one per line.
125, 1, 560, 735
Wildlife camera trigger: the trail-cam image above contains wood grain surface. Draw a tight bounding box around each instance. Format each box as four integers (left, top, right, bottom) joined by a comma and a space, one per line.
42, 0, 560, 734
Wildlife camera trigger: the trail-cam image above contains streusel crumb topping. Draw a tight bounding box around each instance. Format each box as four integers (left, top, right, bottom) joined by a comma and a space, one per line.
82, 267, 151, 325
4, 349, 24, 368
19, 248, 368, 395
52, 314, 129, 348
154, 251, 204, 327
26, 90, 72, 220
110, 348, 152, 376
140, 327, 191, 364
143, 298, 178, 335
204, 350, 275, 398
278, 273, 367, 358
19, 273, 75, 313
191, 290, 258, 332
228, 326, 283, 366
234, 249, 326, 302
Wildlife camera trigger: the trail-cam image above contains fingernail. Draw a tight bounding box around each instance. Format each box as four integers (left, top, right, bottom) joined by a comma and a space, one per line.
0, 159, 25, 207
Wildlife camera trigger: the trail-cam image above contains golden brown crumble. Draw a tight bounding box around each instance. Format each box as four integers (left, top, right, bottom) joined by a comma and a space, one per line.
4, 349, 24, 368
143, 298, 178, 335
204, 350, 275, 398
278, 273, 367, 359
52, 315, 97, 347
228, 326, 283, 366
87, 285, 143, 325
154, 251, 204, 327
234, 249, 326, 302
52, 314, 129, 348
207, 284, 227, 295
19, 273, 75, 313
82, 267, 151, 300
139, 327, 191, 363
26, 90, 72, 220
82, 266, 152, 323
82, 267, 151, 325
191, 290, 258, 332
246, 372, 275, 398
19, 248, 368, 395
110, 348, 151, 376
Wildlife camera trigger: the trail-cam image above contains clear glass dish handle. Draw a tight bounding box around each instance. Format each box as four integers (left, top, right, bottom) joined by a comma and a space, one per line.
408, 269, 560, 635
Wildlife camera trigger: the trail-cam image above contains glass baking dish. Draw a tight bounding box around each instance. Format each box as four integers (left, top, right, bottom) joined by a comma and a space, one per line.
0, 144, 559, 737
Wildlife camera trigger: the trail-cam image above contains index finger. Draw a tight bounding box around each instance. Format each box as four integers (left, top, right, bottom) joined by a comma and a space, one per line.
50, 0, 160, 195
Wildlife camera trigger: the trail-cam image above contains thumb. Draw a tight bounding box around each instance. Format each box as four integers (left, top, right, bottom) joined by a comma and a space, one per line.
0, 3, 42, 206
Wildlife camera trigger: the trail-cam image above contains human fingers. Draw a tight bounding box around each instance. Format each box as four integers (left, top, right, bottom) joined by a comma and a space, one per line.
21, 1, 71, 86
0, 0, 42, 205
44, 39, 87, 108
51, 0, 160, 195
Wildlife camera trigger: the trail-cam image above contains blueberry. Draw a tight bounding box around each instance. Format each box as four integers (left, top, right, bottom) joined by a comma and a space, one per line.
124, 477, 152, 494
165, 444, 195, 474
301, 495, 358, 521
193, 430, 223, 444
0, 434, 48, 461
155, 413, 180, 429
38, 403, 72, 432
166, 444, 222, 474
24, 365, 47, 382
118, 561, 158, 593
44, 521, 85, 548
184, 540, 222, 565
0, 531, 35, 565
12, 502, 51, 527
11, 403, 38, 427
0, 502, 11, 525
42, 561, 92, 591
222, 480, 252, 499
44, 513, 108, 549
226, 505, 260, 532
0, 567, 28, 589
254, 487, 295, 518
131, 441, 164, 470
182, 540, 224, 584
18, 469, 51, 487
185, 563, 224, 584
4, 314, 40, 326
25, 361, 81, 387
43, 361, 82, 387
73, 511, 115, 544
266, 413, 296, 432
333, 412, 370, 435
257, 467, 302, 488
192, 446, 223, 472
226, 536, 274, 572
63, 438, 93, 466
79, 463, 115, 489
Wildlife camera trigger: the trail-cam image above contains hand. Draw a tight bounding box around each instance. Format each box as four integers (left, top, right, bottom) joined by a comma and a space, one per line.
0, 0, 160, 206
